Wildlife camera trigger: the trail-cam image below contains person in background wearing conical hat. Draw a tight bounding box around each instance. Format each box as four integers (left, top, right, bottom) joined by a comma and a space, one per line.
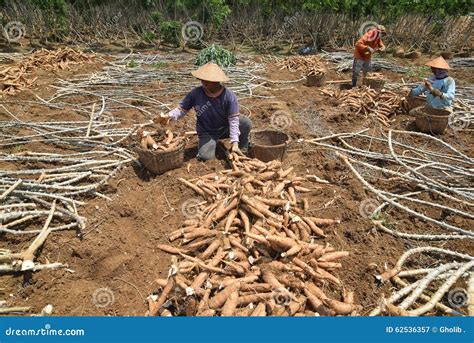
409, 56, 455, 112
352, 24, 386, 88
158, 62, 252, 161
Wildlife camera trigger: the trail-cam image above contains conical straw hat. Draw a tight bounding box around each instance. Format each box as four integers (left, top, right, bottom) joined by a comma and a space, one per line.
191, 63, 230, 82
377, 24, 386, 33
425, 56, 451, 70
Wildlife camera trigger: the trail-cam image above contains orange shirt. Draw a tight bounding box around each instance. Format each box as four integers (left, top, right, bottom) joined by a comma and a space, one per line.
354, 29, 385, 61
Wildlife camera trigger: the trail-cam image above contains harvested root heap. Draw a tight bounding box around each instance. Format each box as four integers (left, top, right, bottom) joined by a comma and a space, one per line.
149, 153, 359, 316
371, 247, 473, 316
0, 48, 94, 96
320, 86, 404, 126
277, 55, 328, 76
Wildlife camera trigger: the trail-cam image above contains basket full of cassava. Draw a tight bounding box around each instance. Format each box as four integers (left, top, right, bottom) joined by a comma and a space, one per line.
135, 128, 190, 174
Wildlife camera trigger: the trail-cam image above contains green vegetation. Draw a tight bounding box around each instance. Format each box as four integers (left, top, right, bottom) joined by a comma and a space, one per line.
195, 44, 236, 68
159, 20, 181, 45
370, 210, 396, 228
406, 65, 431, 79
151, 61, 167, 68
141, 30, 156, 43
30, 0, 69, 39
243, 0, 472, 17
150, 11, 163, 23
127, 59, 139, 68
0, 0, 470, 44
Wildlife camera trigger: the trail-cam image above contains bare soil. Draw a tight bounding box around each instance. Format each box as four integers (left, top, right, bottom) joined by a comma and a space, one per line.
1, 47, 472, 316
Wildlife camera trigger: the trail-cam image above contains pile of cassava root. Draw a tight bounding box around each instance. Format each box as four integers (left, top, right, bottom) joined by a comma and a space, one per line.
320, 86, 405, 126
0, 48, 94, 97
277, 55, 328, 77
147, 152, 359, 316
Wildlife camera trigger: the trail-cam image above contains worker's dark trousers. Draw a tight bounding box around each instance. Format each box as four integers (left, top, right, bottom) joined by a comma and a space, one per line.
197, 116, 252, 161
352, 58, 372, 87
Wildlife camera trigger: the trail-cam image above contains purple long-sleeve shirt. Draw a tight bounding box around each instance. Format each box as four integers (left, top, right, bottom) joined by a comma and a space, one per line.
169, 86, 240, 142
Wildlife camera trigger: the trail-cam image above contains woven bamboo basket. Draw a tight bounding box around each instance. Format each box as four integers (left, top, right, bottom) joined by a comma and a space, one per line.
406, 96, 426, 111
136, 140, 186, 174
440, 52, 454, 59
249, 130, 290, 162
306, 72, 326, 87
415, 106, 451, 134
404, 51, 421, 59
364, 78, 385, 90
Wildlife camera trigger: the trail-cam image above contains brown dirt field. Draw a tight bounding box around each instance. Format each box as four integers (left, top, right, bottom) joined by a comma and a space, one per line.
1, 48, 472, 316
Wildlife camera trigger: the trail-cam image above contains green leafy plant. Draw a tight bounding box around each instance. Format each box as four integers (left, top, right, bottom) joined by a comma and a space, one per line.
406, 65, 431, 79
151, 61, 167, 68
370, 209, 383, 221
159, 20, 182, 46
127, 59, 139, 68
11, 144, 23, 152
150, 11, 163, 23
30, 0, 69, 39
141, 30, 156, 43
370, 210, 397, 229
195, 44, 236, 68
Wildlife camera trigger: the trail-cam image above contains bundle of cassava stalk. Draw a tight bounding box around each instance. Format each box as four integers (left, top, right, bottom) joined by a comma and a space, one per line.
370, 247, 473, 316
148, 152, 359, 316
320, 86, 404, 126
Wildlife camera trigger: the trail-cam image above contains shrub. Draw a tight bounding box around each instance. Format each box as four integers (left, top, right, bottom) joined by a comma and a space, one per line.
159, 20, 182, 45
195, 44, 236, 68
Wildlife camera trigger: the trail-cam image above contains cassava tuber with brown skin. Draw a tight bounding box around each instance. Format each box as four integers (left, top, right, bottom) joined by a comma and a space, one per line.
137, 128, 187, 152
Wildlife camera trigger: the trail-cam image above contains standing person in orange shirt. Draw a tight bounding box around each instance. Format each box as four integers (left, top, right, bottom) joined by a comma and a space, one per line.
352, 24, 386, 88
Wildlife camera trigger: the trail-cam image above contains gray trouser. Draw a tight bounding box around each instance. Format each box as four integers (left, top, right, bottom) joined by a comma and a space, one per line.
352, 58, 371, 86
197, 116, 252, 161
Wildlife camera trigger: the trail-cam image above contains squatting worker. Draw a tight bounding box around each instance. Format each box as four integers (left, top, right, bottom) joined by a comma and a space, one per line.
409, 56, 455, 112
352, 24, 386, 88
157, 63, 252, 161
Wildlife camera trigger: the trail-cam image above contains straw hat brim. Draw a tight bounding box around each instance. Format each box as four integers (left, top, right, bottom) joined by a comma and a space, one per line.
191, 63, 230, 82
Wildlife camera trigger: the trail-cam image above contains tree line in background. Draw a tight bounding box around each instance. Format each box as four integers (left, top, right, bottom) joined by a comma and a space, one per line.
0, 0, 472, 52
